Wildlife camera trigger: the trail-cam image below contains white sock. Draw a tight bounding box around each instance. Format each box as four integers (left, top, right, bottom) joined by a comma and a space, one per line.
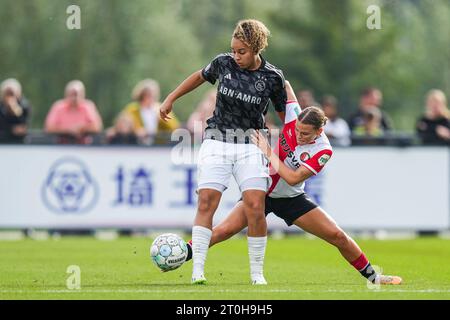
248, 236, 267, 282
192, 225, 212, 278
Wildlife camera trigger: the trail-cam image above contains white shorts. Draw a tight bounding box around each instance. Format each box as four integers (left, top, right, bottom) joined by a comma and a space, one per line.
197, 139, 269, 193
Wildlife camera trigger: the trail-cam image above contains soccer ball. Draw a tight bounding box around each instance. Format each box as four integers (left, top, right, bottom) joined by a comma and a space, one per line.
150, 233, 188, 271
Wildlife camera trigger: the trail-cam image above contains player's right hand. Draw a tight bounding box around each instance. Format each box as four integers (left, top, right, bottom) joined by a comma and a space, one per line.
159, 100, 173, 122
251, 130, 272, 158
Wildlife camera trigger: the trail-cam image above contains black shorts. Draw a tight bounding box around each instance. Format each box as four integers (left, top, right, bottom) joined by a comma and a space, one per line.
264, 193, 318, 226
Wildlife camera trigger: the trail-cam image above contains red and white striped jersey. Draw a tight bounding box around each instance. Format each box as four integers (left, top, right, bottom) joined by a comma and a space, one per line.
268, 101, 333, 198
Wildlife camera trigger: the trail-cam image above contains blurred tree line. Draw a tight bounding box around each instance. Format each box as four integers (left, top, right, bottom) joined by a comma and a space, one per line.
0, 0, 449, 131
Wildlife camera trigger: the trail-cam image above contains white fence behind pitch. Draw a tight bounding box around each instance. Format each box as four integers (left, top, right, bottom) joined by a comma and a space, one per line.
0, 145, 448, 231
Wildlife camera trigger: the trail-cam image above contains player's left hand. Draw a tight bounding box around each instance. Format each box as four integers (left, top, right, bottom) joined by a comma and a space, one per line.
159, 99, 173, 122
251, 130, 272, 158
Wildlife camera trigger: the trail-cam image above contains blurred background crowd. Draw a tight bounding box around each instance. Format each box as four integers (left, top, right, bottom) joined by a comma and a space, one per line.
1, 0, 449, 147
1, 77, 449, 147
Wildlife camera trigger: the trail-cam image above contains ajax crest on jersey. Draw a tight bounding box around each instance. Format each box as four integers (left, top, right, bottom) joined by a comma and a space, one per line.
255, 80, 266, 92
150, 233, 188, 271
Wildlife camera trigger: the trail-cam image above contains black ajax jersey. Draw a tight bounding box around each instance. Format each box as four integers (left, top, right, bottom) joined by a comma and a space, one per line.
201, 53, 287, 137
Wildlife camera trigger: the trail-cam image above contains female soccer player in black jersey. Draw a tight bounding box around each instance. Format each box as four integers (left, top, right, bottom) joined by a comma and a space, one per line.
160, 19, 287, 285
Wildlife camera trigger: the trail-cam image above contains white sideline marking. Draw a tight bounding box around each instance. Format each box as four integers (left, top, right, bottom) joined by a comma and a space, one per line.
1, 289, 450, 294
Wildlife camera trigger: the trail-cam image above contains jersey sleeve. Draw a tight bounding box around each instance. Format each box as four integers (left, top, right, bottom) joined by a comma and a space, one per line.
269, 73, 287, 113
302, 149, 333, 175
201, 54, 226, 84
278, 101, 301, 155
285, 101, 301, 124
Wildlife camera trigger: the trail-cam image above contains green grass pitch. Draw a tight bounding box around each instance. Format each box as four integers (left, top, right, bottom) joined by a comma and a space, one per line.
1, 235, 449, 300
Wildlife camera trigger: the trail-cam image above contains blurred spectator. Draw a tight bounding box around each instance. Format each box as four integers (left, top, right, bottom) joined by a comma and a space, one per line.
416, 89, 450, 145
45, 80, 103, 144
187, 89, 215, 145
359, 107, 384, 137
321, 95, 351, 147
0, 78, 31, 144
350, 107, 389, 145
348, 87, 393, 136
296, 89, 319, 109
106, 113, 139, 145
186, 89, 216, 136
122, 79, 180, 145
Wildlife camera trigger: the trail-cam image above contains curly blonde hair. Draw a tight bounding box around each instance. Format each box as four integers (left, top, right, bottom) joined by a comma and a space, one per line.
232, 19, 270, 54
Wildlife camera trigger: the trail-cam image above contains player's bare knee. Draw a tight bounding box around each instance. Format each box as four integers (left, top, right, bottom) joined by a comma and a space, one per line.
214, 225, 234, 242
329, 230, 349, 248
197, 194, 216, 215
246, 213, 266, 230
197, 202, 210, 215
244, 199, 264, 215
213, 225, 225, 240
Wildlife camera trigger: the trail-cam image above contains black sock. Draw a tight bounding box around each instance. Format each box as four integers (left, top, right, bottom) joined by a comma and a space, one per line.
186, 242, 192, 262
360, 263, 378, 283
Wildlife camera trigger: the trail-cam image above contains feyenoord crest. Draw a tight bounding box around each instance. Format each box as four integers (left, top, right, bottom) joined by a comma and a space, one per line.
255, 80, 266, 92
300, 152, 311, 162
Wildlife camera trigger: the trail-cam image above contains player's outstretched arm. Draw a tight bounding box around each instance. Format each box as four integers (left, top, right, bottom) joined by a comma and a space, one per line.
160, 70, 206, 122
275, 111, 286, 122
251, 130, 313, 186
285, 80, 298, 103
274, 81, 297, 123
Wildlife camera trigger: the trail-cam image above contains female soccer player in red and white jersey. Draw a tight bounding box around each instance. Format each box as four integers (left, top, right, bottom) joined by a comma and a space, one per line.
182, 82, 402, 285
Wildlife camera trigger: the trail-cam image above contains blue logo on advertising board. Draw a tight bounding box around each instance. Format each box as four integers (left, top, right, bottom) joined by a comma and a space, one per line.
113, 166, 153, 207
41, 158, 99, 214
